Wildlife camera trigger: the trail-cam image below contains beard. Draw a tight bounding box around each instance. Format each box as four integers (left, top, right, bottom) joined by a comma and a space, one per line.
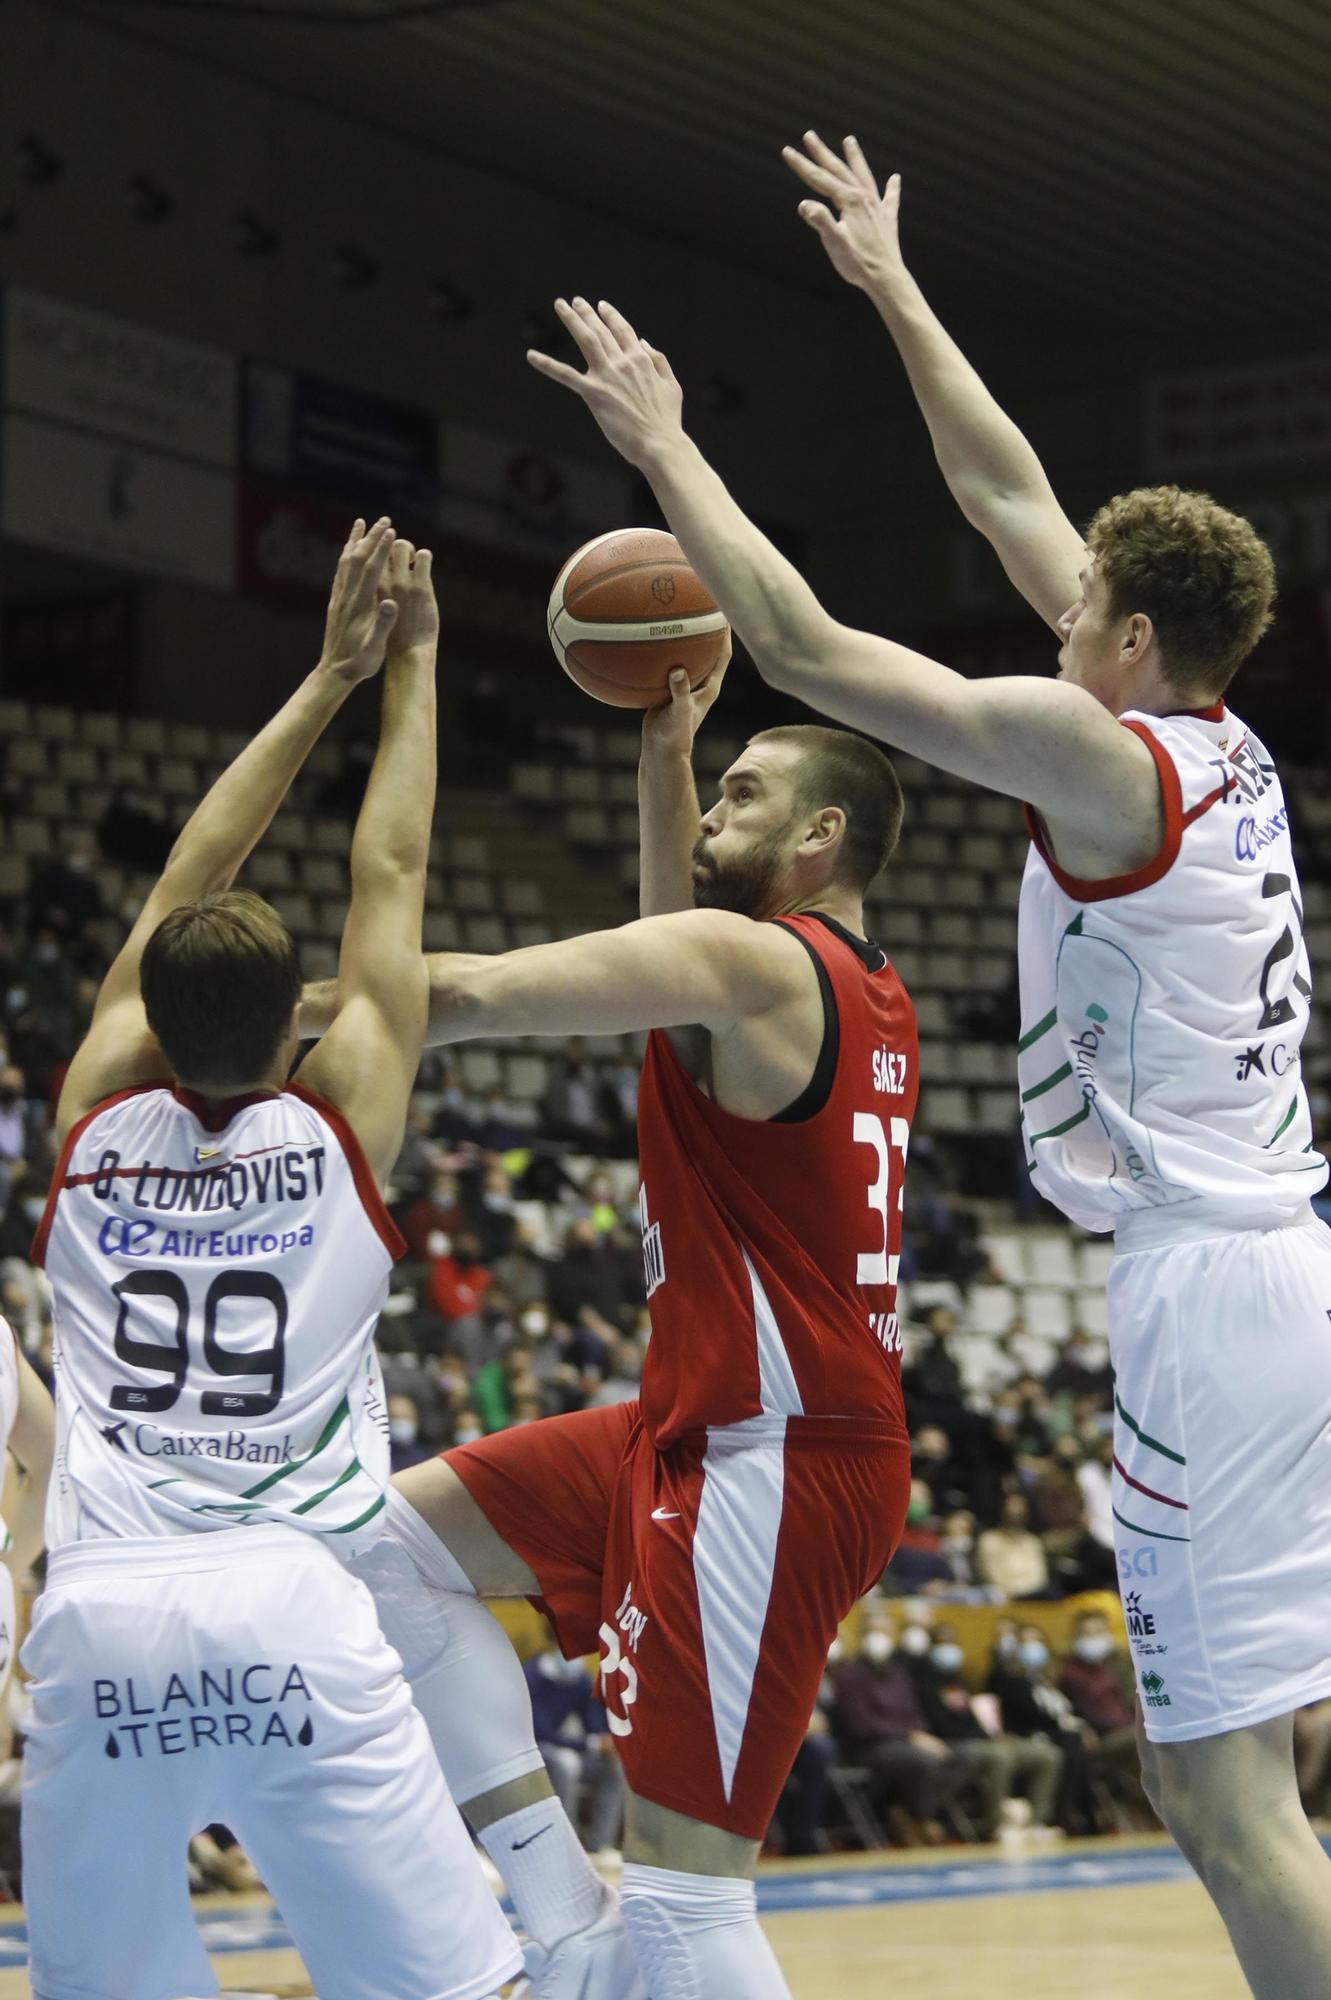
691, 825, 791, 917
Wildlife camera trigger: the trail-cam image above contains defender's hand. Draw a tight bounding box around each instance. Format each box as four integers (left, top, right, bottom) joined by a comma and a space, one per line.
527, 298, 685, 470
382, 536, 439, 658
642, 631, 732, 756
320, 517, 400, 683
782, 132, 905, 296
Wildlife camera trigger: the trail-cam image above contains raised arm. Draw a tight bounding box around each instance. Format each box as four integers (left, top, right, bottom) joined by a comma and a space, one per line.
296, 538, 438, 1187
637, 641, 730, 920
526, 300, 1158, 857
56, 518, 399, 1142
783, 133, 1084, 632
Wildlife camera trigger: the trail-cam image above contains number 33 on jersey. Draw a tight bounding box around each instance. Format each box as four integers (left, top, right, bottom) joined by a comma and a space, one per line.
33, 1081, 405, 1556
632, 912, 918, 1449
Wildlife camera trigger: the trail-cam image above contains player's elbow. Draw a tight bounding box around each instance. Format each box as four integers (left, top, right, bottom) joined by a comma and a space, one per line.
748, 604, 837, 697
426, 953, 488, 1043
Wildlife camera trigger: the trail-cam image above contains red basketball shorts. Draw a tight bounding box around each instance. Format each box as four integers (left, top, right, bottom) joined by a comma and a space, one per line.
446, 1403, 909, 1838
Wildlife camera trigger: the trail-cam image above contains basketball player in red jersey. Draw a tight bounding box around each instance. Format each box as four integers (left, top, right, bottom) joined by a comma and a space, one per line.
325, 689, 915, 1998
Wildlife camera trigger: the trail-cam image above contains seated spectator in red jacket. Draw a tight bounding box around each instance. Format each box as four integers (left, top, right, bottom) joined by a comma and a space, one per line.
1057, 1607, 1147, 1806
401, 1168, 463, 1261
426, 1229, 492, 1363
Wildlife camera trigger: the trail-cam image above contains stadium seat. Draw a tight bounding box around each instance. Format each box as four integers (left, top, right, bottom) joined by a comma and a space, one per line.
1019, 1288, 1074, 1340
1025, 1235, 1078, 1287
423, 911, 461, 951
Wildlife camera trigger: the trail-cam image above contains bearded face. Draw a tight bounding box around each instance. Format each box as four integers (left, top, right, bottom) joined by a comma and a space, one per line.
690, 816, 797, 918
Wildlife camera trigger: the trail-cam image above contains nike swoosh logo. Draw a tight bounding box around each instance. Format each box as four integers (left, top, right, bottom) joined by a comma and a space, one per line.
651, 1508, 680, 1521
512, 1823, 554, 1851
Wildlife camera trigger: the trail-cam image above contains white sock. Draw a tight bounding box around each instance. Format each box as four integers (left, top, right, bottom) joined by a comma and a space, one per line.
620, 1862, 791, 1999
354, 1496, 604, 1946
479, 1799, 605, 1949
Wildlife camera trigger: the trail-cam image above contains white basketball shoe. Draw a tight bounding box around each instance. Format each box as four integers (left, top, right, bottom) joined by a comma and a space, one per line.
515, 1885, 645, 2000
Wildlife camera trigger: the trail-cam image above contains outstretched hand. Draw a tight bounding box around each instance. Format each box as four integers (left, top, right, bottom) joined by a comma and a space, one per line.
527, 298, 685, 470
782, 131, 906, 295
320, 517, 401, 683
381, 536, 439, 658
642, 630, 732, 755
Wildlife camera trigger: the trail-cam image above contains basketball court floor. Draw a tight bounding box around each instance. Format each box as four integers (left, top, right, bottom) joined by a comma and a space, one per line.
0, 1834, 1272, 1998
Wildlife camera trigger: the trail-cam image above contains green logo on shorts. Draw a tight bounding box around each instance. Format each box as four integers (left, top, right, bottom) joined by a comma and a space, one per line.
1142, 1669, 1172, 1708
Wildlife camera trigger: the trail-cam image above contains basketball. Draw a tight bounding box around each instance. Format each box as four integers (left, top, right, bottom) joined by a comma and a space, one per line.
547, 527, 730, 708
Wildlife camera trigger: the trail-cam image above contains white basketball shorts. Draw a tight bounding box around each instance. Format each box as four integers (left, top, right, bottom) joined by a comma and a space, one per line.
1109, 1211, 1331, 1742
21, 1523, 522, 2000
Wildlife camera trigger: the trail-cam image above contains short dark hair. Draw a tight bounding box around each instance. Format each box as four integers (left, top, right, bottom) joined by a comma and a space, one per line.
140, 889, 301, 1088
1086, 485, 1276, 697
750, 724, 904, 889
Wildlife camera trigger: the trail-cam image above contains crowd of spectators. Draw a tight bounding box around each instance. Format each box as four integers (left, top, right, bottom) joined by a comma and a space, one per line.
4, 827, 1331, 1883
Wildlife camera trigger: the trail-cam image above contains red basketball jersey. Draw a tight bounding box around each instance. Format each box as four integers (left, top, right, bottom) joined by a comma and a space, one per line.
635, 911, 918, 1447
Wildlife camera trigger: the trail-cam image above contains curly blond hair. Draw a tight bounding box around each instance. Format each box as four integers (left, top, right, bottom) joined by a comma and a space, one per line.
1086, 486, 1275, 697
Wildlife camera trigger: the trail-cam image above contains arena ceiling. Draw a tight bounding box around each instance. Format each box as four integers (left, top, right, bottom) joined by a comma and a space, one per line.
49, 0, 1331, 370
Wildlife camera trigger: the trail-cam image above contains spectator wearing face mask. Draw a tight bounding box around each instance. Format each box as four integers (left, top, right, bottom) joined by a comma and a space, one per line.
548, 1218, 628, 1327
451, 1404, 484, 1448
489, 1222, 550, 1316
976, 1491, 1055, 1600
828, 1610, 960, 1845
1046, 1326, 1113, 1401
1029, 1435, 1115, 1593
473, 1157, 518, 1262
986, 1622, 1098, 1836
426, 1230, 493, 1366
935, 1510, 995, 1601
1057, 1610, 1149, 1815
387, 1392, 431, 1472
525, 1635, 625, 1861
916, 1624, 1064, 1841
401, 1168, 463, 1261
0, 1066, 38, 1169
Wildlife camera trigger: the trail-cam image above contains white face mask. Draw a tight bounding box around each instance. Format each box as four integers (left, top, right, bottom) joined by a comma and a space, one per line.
454, 1425, 482, 1446
520, 1308, 550, 1338
899, 1626, 932, 1657
931, 1643, 965, 1674
861, 1631, 894, 1664
389, 1417, 418, 1446
1020, 1640, 1049, 1673
826, 1638, 845, 1665
1074, 1634, 1114, 1663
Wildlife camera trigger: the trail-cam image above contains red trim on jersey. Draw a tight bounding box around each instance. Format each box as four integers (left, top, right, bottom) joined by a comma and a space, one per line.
1113, 1453, 1189, 1511
1023, 721, 1185, 903
1162, 700, 1225, 722
286, 1082, 406, 1262
30, 1083, 167, 1268
172, 1085, 279, 1132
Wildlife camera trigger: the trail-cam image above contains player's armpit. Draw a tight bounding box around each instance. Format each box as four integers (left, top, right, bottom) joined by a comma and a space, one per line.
769, 621, 1160, 844
426, 909, 812, 1046
55, 994, 170, 1145
295, 970, 428, 1185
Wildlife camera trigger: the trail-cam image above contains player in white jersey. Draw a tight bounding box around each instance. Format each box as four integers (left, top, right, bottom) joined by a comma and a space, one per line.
0, 1319, 54, 1695
521, 173, 1331, 1991
22, 520, 520, 2000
